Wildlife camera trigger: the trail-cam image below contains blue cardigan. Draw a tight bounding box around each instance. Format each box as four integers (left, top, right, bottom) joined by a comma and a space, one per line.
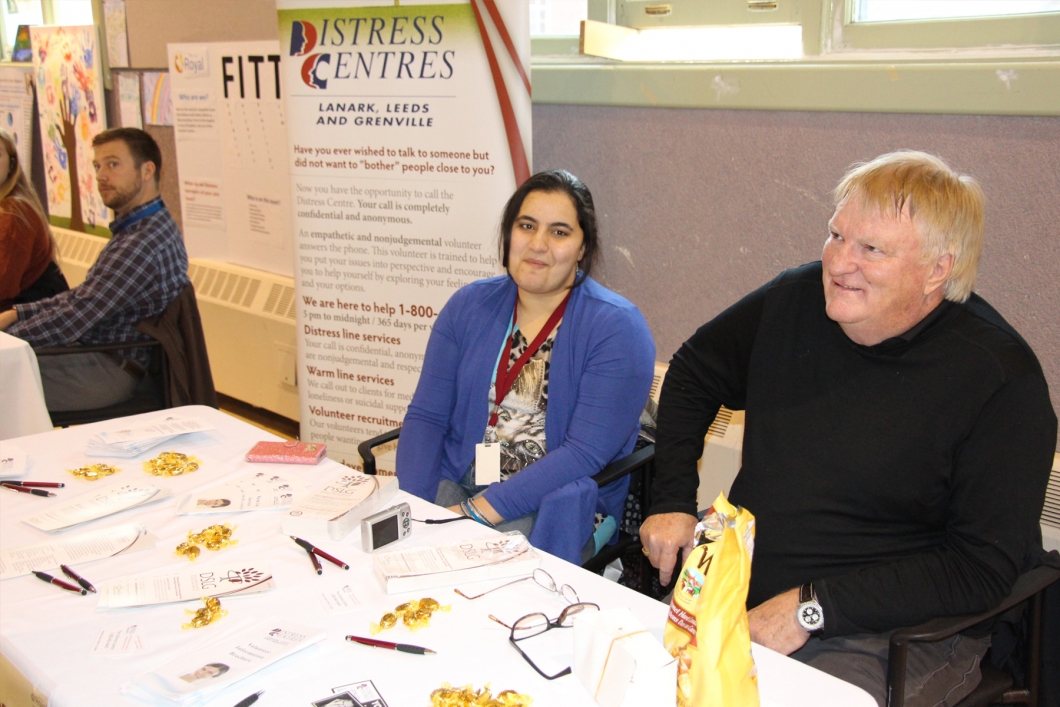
397, 276, 655, 560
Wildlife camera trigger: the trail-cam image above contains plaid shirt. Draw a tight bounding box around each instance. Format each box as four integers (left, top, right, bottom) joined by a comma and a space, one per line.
10, 198, 189, 368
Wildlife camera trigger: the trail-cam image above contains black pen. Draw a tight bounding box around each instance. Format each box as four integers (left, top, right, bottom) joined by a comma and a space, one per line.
33, 571, 87, 595
231, 690, 264, 707
346, 635, 436, 655
60, 564, 96, 593
2, 483, 56, 497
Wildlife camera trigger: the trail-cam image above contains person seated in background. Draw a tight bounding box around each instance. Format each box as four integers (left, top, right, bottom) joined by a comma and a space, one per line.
397, 170, 655, 564
640, 151, 1056, 707
0, 127, 189, 412
0, 129, 69, 310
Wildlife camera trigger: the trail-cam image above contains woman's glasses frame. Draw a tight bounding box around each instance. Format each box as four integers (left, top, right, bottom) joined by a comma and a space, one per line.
492, 602, 600, 680
454, 568, 578, 604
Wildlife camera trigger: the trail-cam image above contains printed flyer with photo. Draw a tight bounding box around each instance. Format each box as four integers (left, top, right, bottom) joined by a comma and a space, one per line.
125, 618, 325, 704
176, 471, 301, 515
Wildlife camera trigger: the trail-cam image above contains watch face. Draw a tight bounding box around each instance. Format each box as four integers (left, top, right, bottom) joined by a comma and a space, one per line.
798, 602, 823, 631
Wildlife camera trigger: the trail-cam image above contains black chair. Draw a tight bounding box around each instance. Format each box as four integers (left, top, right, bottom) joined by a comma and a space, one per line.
34, 338, 170, 427
356, 428, 655, 572
886, 559, 1060, 707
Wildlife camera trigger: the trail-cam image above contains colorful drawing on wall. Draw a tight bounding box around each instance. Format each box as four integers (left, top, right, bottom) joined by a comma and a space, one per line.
141, 71, 174, 126
12, 25, 33, 62
30, 25, 110, 237
103, 0, 130, 68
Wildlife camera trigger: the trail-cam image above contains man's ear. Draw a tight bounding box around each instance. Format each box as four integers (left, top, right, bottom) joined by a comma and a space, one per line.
141, 159, 157, 184
924, 252, 954, 297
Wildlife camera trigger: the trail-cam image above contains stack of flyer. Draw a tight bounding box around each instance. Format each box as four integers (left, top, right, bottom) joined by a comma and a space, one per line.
281, 472, 399, 541
373, 531, 541, 594
85, 415, 216, 458
0, 441, 28, 480
123, 617, 325, 706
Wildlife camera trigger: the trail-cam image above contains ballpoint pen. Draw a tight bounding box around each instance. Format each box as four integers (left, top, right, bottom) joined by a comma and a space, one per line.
60, 564, 97, 593
33, 571, 87, 595
2, 483, 56, 497
3, 481, 65, 488
304, 546, 322, 575
231, 690, 263, 707
290, 535, 349, 570
346, 635, 436, 655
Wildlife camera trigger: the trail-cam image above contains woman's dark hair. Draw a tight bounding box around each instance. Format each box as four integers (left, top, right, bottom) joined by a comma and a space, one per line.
204, 662, 229, 676
498, 169, 599, 285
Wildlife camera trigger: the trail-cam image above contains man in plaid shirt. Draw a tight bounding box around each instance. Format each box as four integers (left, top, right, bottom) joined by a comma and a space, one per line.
0, 128, 188, 411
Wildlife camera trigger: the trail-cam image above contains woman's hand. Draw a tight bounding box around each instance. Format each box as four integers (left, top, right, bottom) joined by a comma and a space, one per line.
447, 496, 505, 526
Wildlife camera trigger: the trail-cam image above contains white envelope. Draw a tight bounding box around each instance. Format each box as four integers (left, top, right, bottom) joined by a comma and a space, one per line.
573, 607, 677, 707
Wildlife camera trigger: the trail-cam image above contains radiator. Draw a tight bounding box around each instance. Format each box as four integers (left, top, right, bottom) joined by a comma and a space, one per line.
54, 227, 299, 420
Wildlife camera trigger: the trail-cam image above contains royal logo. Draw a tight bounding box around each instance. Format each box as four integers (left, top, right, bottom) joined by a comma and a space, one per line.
301, 53, 330, 90
173, 51, 207, 77
290, 20, 318, 56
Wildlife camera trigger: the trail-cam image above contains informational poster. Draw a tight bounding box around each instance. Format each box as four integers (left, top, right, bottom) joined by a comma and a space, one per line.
103, 0, 131, 69
30, 25, 110, 236
115, 71, 143, 129
0, 65, 34, 170
277, 0, 531, 466
141, 71, 173, 126
168, 41, 295, 276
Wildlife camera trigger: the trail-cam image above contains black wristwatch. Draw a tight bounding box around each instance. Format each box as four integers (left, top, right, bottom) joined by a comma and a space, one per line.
797, 583, 824, 634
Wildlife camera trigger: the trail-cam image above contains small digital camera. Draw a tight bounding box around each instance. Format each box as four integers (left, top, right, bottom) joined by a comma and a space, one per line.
361, 502, 412, 553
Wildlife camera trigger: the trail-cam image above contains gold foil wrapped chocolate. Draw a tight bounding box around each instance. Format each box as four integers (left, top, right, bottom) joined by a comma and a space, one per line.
175, 524, 237, 561
143, 451, 201, 477
182, 597, 227, 629
67, 463, 120, 480
429, 683, 532, 707
370, 598, 450, 635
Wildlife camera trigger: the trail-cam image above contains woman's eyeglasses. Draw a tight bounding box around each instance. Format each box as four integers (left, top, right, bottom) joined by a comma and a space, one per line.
455, 568, 578, 604
488, 602, 601, 680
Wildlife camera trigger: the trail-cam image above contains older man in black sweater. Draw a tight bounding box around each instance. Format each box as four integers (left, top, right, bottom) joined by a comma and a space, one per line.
641, 151, 1056, 707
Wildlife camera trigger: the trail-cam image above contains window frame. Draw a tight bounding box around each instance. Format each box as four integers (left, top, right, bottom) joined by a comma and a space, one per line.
529, 0, 1060, 116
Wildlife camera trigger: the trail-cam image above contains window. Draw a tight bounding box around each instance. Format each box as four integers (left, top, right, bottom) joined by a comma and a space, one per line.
529, 0, 587, 36
853, 1, 1060, 23
1, 0, 93, 57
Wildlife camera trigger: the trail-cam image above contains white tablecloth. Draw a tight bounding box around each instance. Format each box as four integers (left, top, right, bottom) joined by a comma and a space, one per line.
0, 406, 875, 707
0, 331, 52, 440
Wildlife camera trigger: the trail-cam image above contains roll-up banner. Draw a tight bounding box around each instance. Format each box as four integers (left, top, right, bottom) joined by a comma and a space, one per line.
276, 0, 531, 470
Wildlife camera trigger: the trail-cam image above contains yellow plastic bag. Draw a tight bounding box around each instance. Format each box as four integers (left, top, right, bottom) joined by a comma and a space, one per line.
664, 492, 758, 707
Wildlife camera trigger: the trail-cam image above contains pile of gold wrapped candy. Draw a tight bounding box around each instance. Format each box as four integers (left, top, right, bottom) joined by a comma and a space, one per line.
370, 597, 450, 634
182, 597, 227, 629
429, 684, 532, 707
143, 451, 201, 476
175, 523, 238, 561
67, 463, 121, 480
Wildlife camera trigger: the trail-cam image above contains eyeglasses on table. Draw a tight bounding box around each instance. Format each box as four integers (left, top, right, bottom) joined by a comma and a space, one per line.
455, 568, 579, 604
488, 602, 601, 680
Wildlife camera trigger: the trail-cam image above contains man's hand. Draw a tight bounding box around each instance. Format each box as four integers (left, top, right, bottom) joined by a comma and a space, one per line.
747, 587, 810, 655
0, 309, 18, 331
640, 512, 698, 585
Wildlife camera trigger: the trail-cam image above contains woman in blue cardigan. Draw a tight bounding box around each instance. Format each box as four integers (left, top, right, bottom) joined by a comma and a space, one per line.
396, 170, 655, 563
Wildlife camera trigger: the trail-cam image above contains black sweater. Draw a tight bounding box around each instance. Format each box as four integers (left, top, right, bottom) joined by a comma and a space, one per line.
651, 263, 1056, 638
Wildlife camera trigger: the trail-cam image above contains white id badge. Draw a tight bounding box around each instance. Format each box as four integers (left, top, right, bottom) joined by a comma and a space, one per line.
475, 442, 501, 485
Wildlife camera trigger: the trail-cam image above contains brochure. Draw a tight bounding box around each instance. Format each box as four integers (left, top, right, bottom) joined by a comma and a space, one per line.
125, 617, 325, 706
175, 471, 301, 515
281, 473, 398, 541
23, 480, 169, 532
373, 531, 540, 594
85, 414, 216, 458
0, 522, 156, 580
98, 562, 276, 609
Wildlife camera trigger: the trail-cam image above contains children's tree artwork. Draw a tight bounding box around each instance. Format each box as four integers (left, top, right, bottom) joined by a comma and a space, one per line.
30, 26, 110, 237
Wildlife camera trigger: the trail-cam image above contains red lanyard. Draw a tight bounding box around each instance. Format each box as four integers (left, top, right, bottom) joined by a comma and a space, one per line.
489, 291, 572, 428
